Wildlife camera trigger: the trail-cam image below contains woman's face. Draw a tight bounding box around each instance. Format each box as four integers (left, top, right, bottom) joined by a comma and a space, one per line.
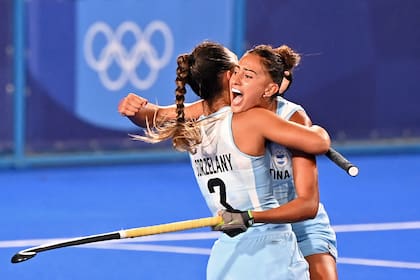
229, 53, 276, 113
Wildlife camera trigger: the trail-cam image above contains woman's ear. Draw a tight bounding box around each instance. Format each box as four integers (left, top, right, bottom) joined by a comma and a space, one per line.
226, 70, 233, 81
262, 82, 279, 98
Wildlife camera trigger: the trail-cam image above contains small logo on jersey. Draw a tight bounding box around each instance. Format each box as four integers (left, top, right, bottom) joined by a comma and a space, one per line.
270, 146, 292, 180
272, 148, 289, 168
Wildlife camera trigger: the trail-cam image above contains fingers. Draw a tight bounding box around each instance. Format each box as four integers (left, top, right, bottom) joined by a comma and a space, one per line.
118, 93, 148, 116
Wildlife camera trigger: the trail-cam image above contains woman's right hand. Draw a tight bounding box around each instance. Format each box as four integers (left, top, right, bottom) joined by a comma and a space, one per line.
118, 93, 149, 117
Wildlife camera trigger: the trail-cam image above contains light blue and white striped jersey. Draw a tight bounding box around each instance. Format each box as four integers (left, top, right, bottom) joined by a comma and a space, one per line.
189, 105, 309, 279
267, 96, 304, 204
268, 96, 337, 258
189, 106, 280, 216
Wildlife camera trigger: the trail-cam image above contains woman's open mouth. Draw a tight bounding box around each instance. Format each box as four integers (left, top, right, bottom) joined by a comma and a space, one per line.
231, 88, 243, 106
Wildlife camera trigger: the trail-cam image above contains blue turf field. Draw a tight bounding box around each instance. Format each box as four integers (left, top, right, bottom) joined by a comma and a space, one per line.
1, 153, 419, 279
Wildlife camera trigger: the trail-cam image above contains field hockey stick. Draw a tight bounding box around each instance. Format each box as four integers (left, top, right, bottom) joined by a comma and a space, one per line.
11, 215, 222, 264
325, 147, 359, 177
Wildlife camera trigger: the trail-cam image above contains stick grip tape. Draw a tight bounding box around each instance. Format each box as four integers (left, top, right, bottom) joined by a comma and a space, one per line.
123, 216, 223, 238
325, 147, 359, 177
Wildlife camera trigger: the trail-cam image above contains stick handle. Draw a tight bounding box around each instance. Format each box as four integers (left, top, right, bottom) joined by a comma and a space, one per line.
325, 147, 359, 177
123, 216, 222, 238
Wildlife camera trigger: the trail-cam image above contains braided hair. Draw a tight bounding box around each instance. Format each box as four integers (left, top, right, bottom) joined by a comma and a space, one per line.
133, 41, 236, 153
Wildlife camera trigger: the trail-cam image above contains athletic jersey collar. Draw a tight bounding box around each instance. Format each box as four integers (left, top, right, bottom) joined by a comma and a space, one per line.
198, 106, 231, 120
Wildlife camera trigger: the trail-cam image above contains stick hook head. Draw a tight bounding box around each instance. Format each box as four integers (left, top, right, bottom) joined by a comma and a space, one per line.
11, 251, 37, 263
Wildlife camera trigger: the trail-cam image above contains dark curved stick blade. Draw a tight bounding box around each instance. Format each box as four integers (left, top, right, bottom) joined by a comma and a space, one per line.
11, 251, 37, 263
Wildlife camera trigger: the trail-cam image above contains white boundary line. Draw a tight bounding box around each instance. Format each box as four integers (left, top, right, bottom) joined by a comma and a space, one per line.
86, 242, 212, 255
332, 221, 420, 232
338, 258, 420, 269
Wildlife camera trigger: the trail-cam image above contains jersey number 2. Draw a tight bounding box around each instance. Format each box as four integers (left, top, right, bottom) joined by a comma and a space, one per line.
207, 178, 234, 210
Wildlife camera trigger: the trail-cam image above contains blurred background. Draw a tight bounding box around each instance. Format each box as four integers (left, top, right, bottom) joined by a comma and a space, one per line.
1, 0, 419, 168
1, 0, 419, 279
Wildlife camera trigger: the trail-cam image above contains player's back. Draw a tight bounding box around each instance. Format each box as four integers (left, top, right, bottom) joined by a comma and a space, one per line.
189, 106, 280, 217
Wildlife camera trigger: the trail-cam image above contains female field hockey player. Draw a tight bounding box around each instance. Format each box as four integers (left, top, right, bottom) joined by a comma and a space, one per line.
230, 44, 338, 280
120, 41, 330, 279
119, 43, 338, 280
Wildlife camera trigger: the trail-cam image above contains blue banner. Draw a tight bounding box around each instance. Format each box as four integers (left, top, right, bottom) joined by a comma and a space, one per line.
20, 0, 237, 154
75, 0, 235, 130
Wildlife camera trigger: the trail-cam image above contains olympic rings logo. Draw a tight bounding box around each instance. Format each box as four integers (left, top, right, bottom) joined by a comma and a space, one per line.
84, 21, 174, 91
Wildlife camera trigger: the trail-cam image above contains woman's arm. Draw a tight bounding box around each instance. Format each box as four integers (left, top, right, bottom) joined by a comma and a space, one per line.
233, 107, 330, 155
252, 152, 319, 223
260, 108, 330, 154
253, 110, 320, 223
118, 93, 205, 128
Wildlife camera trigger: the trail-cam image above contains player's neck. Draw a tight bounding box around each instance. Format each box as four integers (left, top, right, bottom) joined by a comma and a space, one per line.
202, 92, 230, 116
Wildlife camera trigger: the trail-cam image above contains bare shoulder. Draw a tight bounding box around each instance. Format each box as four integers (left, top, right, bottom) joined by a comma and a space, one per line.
233, 108, 277, 130
184, 100, 204, 119
240, 107, 277, 121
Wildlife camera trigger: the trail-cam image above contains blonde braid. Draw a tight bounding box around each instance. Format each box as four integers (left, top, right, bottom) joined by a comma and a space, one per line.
131, 54, 201, 153
171, 54, 201, 153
